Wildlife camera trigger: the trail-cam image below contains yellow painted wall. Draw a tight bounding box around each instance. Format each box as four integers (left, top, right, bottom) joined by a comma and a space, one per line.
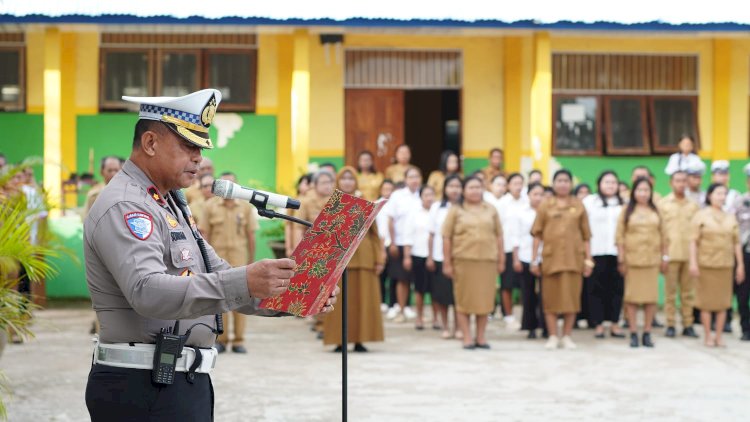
257, 34, 280, 115
727, 39, 750, 158
550, 36, 716, 155
308, 34, 344, 157
326, 34, 505, 161
26, 28, 45, 113
530, 33, 552, 179
74, 30, 99, 114
43, 27, 62, 210
503, 35, 534, 173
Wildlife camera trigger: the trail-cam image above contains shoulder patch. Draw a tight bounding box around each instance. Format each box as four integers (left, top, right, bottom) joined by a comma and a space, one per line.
124, 211, 154, 240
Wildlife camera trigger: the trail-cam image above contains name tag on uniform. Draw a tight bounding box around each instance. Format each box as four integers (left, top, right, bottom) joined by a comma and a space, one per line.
170, 231, 187, 241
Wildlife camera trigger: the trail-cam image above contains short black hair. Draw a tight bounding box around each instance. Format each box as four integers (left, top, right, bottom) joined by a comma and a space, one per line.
489, 148, 503, 156
319, 162, 337, 171
529, 169, 542, 177
133, 120, 165, 149
100, 155, 124, 170
220, 171, 236, 179
632, 165, 653, 177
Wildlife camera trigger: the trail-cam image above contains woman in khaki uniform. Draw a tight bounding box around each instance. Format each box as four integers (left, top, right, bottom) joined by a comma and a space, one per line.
384, 144, 412, 185
616, 177, 668, 348
426, 150, 461, 199
284, 174, 312, 257
530, 169, 593, 350
323, 167, 385, 352
689, 183, 745, 347
293, 170, 335, 249
443, 176, 505, 350
356, 151, 384, 201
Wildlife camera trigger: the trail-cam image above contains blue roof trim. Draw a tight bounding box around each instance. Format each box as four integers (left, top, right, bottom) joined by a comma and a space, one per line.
2, 14, 750, 31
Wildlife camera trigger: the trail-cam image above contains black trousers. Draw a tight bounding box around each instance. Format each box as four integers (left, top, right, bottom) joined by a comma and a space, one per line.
587, 255, 624, 327
739, 250, 750, 334
380, 252, 392, 305
86, 364, 214, 421
519, 262, 546, 332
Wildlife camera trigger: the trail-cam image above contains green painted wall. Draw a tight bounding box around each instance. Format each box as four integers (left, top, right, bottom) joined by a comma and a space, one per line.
308, 156, 344, 172
557, 157, 749, 195
0, 113, 44, 180
77, 113, 277, 190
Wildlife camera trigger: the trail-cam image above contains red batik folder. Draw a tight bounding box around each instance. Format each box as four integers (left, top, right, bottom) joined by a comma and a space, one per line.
258, 190, 387, 317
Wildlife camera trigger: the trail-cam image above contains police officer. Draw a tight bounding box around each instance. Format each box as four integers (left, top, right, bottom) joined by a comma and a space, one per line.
84, 89, 338, 421
199, 171, 259, 354
711, 160, 740, 212
685, 161, 707, 206
733, 163, 750, 341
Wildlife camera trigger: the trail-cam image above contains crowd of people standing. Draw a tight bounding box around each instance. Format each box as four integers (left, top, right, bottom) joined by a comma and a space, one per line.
308, 136, 750, 351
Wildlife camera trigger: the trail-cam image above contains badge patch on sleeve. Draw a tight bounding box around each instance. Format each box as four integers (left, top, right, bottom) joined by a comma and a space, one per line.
124, 211, 154, 240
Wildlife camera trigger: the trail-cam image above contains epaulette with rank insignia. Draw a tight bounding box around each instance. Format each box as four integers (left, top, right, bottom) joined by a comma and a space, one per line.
147, 186, 167, 206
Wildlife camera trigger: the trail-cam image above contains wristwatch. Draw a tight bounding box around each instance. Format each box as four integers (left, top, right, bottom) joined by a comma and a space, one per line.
662, 255, 670, 262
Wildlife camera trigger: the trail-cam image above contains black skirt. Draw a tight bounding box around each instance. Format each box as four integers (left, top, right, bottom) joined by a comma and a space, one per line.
501, 252, 520, 290
410, 256, 432, 294
432, 261, 455, 306
388, 245, 411, 282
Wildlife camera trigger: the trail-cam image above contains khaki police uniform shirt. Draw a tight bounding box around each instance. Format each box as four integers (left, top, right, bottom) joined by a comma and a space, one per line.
615, 206, 667, 267
733, 193, 750, 249
531, 197, 592, 275
185, 181, 202, 205
84, 160, 274, 348
658, 193, 699, 262
442, 202, 502, 262
200, 198, 259, 267
691, 207, 739, 269
357, 172, 384, 202
384, 163, 409, 184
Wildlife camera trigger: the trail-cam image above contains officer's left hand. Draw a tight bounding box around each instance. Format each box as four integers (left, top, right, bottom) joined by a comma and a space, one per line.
319, 285, 340, 314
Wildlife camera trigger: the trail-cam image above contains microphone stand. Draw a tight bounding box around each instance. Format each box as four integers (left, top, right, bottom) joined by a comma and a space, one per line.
255, 205, 349, 422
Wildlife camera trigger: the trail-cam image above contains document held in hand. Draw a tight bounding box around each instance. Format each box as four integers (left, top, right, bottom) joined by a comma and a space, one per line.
258, 190, 387, 316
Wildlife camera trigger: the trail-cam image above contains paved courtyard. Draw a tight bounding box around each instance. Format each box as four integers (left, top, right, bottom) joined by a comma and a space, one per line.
2, 305, 750, 421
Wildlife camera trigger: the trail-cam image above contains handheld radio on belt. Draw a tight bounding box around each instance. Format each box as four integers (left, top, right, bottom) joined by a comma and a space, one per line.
150, 190, 224, 385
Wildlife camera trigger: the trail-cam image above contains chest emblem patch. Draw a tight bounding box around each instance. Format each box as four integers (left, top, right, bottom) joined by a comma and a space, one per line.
124, 211, 153, 240
180, 248, 192, 261
166, 213, 179, 229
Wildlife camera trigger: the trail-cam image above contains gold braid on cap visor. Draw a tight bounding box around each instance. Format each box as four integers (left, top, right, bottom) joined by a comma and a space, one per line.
161, 115, 213, 149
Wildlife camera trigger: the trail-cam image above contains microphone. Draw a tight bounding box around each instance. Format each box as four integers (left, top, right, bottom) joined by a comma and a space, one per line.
212, 179, 300, 210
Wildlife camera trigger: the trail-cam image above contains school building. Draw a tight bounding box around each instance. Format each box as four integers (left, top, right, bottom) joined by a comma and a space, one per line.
2, 4, 750, 297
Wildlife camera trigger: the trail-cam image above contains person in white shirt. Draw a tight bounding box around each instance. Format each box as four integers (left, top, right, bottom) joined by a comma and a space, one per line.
583, 171, 626, 339
711, 160, 740, 213
512, 182, 547, 339
427, 174, 463, 339
494, 172, 529, 326
404, 185, 437, 330
386, 166, 423, 322
483, 174, 507, 206
376, 179, 397, 311
664, 135, 702, 176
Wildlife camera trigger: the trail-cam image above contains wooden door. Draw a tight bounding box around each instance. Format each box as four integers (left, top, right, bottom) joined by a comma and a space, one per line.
345, 89, 404, 173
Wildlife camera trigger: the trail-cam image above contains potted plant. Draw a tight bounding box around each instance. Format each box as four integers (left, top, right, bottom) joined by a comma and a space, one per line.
0, 163, 62, 419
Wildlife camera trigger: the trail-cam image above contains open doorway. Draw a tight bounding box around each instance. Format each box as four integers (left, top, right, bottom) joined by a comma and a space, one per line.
404, 90, 461, 175
344, 89, 461, 177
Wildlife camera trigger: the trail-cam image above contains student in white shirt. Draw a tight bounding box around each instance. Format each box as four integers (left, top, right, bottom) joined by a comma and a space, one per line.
386, 166, 423, 322
512, 182, 547, 339
495, 172, 529, 325
483, 174, 507, 206
404, 185, 437, 330
376, 179, 397, 311
583, 170, 626, 338
427, 174, 463, 339
664, 135, 702, 176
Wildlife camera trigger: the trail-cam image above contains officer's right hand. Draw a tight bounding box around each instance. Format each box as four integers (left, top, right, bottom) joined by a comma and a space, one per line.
245, 258, 296, 299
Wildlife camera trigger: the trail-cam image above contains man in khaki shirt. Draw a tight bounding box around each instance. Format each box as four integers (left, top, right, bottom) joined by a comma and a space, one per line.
481, 148, 505, 189
83, 156, 124, 217
199, 171, 259, 354
185, 156, 214, 205
189, 173, 215, 226
658, 170, 700, 338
